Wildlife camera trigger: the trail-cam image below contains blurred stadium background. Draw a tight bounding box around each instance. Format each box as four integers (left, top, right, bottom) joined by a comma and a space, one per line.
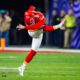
0, 0, 80, 80
0, 0, 80, 49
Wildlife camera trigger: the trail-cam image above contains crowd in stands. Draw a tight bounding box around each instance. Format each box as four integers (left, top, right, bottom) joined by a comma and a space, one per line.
0, 0, 80, 48
51, 8, 76, 48
51, 0, 80, 48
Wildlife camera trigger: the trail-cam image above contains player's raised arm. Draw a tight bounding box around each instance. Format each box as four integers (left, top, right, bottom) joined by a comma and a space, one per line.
43, 21, 65, 32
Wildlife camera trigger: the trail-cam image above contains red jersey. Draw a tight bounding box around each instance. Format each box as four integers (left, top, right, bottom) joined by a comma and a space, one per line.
24, 11, 46, 28
24, 6, 55, 32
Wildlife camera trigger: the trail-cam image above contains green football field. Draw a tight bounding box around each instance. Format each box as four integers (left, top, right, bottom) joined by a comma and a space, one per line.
0, 52, 80, 80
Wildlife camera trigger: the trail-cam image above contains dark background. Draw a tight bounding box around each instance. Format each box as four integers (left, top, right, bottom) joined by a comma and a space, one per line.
0, 0, 77, 47
0, 0, 46, 46
0, 0, 45, 12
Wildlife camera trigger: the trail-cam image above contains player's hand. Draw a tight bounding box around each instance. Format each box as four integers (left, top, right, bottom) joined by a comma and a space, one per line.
17, 24, 25, 30
54, 25, 65, 30
59, 26, 65, 30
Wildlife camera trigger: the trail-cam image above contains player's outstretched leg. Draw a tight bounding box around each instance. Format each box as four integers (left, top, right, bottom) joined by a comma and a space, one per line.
18, 49, 36, 76
18, 33, 43, 76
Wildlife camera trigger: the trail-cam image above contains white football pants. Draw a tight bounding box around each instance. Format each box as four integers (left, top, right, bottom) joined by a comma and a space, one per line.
28, 30, 43, 51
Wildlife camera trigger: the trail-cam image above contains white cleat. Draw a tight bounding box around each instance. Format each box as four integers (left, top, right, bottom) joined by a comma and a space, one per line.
18, 66, 25, 76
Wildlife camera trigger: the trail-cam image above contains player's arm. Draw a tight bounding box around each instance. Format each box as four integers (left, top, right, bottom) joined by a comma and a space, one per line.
17, 18, 46, 30
43, 26, 55, 31
43, 25, 61, 32
43, 17, 66, 32
43, 21, 65, 32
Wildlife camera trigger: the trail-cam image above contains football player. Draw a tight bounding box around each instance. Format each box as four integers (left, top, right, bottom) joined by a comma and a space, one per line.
17, 6, 63, 76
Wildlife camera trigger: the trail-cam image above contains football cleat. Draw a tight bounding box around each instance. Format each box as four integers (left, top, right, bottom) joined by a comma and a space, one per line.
18, 66, 25, 76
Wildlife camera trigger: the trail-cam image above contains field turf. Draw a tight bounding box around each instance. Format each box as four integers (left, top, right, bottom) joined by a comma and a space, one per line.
0, 52, 80, 80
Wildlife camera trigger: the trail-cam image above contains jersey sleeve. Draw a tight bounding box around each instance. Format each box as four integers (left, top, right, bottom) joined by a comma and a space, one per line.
43, 26, 55, 32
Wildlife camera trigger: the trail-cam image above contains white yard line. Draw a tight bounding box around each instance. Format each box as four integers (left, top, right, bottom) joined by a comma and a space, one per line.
29, 66, 80, 69
0, 56, 17, 59
30, 75, 80, 78
0, 66, 79, 70
0, 67, 17, 70
26, 70, 80, 73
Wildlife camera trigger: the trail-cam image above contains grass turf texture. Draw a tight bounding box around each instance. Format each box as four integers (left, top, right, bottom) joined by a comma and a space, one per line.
0, 52, 80, 80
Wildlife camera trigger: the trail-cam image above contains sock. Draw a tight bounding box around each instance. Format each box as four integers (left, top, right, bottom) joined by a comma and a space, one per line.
25, 49, 37, 63
21, 63, 26, 68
